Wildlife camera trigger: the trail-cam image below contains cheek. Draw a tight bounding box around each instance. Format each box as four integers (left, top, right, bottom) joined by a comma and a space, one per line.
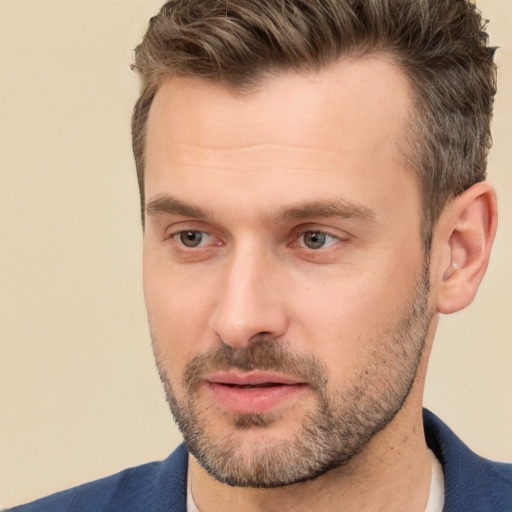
287, 269, 416, 378
143, 242, 212, 328
291, 288, 376, 369
143, 256, 216, 383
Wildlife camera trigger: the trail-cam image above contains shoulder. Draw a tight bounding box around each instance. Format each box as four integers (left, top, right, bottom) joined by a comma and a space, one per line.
4, 444, 188, 512
423, 409, 512, 512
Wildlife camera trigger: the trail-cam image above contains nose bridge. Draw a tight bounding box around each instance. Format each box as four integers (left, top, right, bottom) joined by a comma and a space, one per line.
208, 240, 287, 347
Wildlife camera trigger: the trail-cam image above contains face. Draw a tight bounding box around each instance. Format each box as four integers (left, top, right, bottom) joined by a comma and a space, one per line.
143, 57, 433, 487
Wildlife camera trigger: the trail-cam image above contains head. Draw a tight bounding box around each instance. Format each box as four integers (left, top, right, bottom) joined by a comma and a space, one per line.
132, 0, 497, 245
133, 0, 498, 489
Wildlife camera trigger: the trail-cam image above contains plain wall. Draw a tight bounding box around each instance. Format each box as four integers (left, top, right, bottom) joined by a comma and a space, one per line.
1, 0, 511, 508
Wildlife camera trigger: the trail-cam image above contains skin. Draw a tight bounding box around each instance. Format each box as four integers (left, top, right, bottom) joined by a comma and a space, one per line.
142, 56, 497, 511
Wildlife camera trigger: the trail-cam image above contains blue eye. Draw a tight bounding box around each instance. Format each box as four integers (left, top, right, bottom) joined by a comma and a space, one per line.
177, 231, 206, 247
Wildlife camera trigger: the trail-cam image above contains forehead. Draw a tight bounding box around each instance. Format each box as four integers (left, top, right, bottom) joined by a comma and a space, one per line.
144, 56, 418, 224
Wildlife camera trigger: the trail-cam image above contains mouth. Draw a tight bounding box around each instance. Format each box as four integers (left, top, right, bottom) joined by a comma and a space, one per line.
204, 371, 308, 415
221, 382, 282, 389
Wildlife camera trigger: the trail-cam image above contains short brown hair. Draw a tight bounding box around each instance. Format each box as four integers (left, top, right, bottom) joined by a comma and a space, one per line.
131, 0, 496, 244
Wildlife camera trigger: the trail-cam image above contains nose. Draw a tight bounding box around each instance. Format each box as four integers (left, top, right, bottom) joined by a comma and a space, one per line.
207, 246, 289, 348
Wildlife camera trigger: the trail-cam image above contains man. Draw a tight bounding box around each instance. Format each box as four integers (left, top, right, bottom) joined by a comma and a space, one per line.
8, 0, 511, 511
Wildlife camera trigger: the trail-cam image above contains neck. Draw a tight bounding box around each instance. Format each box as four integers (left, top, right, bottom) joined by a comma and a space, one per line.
189, 404, 432, 512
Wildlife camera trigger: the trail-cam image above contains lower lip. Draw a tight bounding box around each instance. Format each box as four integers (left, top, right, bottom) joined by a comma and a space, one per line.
206, 382, 308, 414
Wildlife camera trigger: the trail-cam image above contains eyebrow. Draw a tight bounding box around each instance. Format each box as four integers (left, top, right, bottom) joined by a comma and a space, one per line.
146, 196, 210, 219
145, 195, 377, 224
271, 199, 376, 224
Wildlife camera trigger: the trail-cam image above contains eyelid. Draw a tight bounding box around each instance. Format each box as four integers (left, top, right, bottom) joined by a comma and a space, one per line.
169, 230, 213, 244
297, 231, 339, 250
163, 219, 213, 239
165, 225, 225, 254
290, 224, 348, 244
173, 230, 208, 244
162, 222, 348, 252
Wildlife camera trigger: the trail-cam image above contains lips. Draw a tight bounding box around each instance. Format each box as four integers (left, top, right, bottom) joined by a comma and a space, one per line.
205, 371, 308, 414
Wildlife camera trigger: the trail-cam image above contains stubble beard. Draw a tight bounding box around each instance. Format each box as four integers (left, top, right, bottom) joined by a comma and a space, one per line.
152, 264, 433, 488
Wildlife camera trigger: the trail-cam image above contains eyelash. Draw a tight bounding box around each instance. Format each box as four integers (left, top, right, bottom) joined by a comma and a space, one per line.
166, 230, 217, 247
290, 229, 342, 251
166, 227, 345, 254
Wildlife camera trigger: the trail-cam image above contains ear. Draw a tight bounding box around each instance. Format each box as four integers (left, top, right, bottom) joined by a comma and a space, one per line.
433, 182, 497, 314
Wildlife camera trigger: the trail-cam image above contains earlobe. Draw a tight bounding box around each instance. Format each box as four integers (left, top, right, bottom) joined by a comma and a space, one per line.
435, 182, 497, 314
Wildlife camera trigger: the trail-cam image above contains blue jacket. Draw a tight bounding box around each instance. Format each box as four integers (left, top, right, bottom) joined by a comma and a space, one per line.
6, 410, 512, 511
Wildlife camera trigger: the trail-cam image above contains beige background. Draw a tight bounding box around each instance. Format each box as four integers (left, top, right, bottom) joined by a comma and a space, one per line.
0, 0, 511, 508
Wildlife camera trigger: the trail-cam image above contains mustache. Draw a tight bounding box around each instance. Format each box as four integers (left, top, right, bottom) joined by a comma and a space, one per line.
182, 339, 329, 393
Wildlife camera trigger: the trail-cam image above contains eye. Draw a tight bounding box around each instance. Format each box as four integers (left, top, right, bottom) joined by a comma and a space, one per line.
175, 230, 209, 248
299, 231, 339, 250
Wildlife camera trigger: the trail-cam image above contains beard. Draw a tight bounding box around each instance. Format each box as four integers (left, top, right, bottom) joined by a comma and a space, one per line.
152, 263, 433, 488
